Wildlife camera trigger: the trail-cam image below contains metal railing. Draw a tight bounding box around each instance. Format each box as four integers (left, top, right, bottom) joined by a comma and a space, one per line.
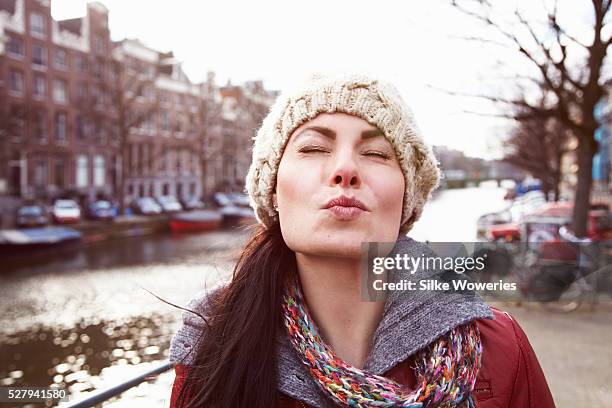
64, 360, 174, 408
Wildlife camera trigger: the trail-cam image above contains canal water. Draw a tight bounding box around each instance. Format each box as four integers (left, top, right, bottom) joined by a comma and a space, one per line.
0, 186, 508, 407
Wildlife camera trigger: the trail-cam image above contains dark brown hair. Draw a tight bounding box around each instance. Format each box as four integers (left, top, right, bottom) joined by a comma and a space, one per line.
174, 221, 296, 407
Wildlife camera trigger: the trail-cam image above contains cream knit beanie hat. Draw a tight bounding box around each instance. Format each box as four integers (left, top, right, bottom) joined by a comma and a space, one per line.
245, 73, 441, 234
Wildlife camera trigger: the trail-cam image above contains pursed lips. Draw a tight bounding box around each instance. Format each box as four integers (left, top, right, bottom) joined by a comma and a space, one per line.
322, 195, 369, 220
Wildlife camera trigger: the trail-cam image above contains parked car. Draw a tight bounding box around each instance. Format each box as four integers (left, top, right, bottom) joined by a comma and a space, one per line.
212, 192, 233, 207
87, 200, 117, 221
180, 196, 206, 211
51, 199, 82, 224
476, 209, 512, 238
156, 196, 183, 213
227, 192, 250, 207
131, 197, 163, 215
16, 203, 49, 228
485, 202, 611, 243
212, 192, 251, 208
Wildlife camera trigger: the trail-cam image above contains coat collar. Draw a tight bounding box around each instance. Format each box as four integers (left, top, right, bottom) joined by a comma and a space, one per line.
276, 235, 494, 407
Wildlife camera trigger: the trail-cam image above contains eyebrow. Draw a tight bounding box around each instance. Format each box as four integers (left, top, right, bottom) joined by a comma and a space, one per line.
293, 126, 384, 142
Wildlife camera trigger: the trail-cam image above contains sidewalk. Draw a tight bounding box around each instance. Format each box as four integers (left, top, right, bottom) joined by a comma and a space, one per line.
492, 302, 612, 407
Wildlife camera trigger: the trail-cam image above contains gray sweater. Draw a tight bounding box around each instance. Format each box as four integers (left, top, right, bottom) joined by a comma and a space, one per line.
169, 235, 494, 407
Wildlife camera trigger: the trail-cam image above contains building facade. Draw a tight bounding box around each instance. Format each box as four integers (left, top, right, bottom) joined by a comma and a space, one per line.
0, 0, 116, 203
113, 39, 204, 204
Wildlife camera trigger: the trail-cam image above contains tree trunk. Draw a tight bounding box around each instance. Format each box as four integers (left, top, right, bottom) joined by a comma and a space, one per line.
571, 137, 596, 237
541, 179, 551, 202
553, 152, 563, 202
118, 141, 128, 215
200, 158, 208, 199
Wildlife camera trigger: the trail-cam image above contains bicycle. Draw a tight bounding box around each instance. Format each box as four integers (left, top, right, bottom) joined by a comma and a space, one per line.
513, 226, 600, 313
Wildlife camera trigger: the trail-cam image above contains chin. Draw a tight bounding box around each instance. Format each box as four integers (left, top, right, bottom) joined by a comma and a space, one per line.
310, 241, 364, 259
311, 228, 384, 259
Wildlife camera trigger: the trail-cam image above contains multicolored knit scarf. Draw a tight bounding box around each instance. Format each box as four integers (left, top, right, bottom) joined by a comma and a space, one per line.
282, 279, 482, 408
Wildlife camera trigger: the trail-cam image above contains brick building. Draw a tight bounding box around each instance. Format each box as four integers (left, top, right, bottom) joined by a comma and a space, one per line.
0, 0, 116, 203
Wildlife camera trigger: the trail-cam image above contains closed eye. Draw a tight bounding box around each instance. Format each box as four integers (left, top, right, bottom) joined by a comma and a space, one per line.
363, 151, 390, 160
298, 146, 330, 154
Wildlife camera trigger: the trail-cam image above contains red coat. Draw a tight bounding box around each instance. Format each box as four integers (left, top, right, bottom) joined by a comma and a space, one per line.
170, 308, 555, 407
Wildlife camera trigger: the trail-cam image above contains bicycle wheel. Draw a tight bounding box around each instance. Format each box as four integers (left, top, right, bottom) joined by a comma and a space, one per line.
540, 277, 589, 313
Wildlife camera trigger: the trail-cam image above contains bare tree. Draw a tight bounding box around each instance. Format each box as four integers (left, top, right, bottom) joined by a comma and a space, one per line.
100, 58, 159, 215
450, 0, 612, 236
0, 94, 37, 197
194, 88, 223, 198
0, 102, 24, 228
502, 113, 570, 201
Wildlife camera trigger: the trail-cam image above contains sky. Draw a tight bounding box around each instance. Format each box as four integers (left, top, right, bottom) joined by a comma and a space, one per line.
50, 0, 602, 159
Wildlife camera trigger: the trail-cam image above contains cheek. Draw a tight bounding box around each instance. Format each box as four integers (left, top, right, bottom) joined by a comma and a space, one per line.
276, 155, 318, 210
370, 168, 405, 213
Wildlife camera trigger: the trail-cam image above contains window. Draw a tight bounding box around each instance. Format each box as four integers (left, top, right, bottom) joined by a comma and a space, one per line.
128, 58, 140, 73
145, 112, 156, 133
159, 91, 169, 104
32, 44, 47, 66
143, 84, 156, 102
109, 63, 119, 82
54, 49, 68, 69
10, 106, 25, 138
76, 155, 89, 188
33, 158, 47, 186
9, 70, 24, 95
176, 94, 184, 105
95, 122, 107, 145
76, 82, 87, 100
34, 110, 47, 143
91, 86, 103, 109
93, 60, 104, 80
53, 79, 68, 103
7, 35, 23, 58
30, 12, 46, 38
33, 75, 46, 98
76, 115, 87, 140
174, 118, 183, 134
93, 34, 105, 54
94, 155, 105, 187
78, 115, 94, 140
55, 158, 65, 187
55, 112, 67, 144
76, 55, 88, 72
160, 110, 170, 132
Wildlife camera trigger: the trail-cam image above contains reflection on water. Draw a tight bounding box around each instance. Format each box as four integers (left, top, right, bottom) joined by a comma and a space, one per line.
0, 314, 171, 398
0, 315, 174, 392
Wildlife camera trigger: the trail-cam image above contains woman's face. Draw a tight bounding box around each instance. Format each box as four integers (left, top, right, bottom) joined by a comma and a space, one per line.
275, 112, 405, 259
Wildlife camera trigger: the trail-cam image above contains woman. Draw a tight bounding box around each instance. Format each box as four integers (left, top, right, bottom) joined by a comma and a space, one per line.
169, 73, 555, 407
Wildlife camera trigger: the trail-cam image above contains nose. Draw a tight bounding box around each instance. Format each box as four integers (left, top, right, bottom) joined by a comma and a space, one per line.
329, 151, 361, 188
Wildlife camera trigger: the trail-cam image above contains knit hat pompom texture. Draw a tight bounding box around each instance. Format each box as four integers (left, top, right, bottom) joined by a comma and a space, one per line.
245, 73, 441, 234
